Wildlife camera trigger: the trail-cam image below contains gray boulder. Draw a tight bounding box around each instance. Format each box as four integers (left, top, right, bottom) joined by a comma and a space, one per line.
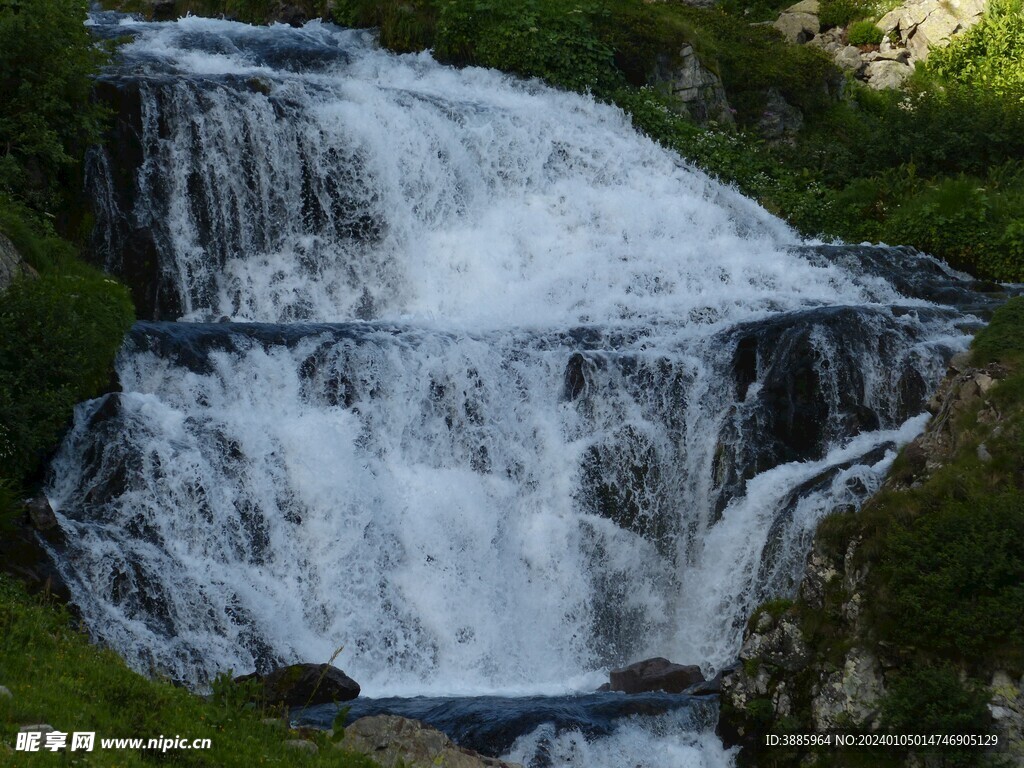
757, 87, 804, 139
651, 44, 734, 126
864, 59, 913, 89
0, 232, 36, 293
774, 0, 821, 45
877, 0, 987, 62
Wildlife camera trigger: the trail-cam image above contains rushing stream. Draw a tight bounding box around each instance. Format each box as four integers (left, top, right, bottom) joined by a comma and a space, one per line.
44, 11, 1000, 766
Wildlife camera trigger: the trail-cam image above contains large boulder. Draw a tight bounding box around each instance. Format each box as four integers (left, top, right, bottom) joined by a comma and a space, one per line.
236, 663, 359, 707
863, 59, 914, 89
651, 44, 734, 125
608, 657, 705, 694
757, 87, 804, 139
339, 715, 522, 768
774, 1, 821, 44
877, 0, 987, 61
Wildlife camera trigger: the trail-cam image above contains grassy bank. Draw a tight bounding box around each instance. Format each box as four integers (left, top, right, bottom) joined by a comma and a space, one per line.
0, 576, 377, 766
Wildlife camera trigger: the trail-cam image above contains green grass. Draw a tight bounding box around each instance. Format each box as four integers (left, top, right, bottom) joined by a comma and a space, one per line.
0, 576, 378, 766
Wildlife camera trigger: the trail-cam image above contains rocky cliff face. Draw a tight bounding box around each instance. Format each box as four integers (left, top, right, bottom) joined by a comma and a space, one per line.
719, 353, 1024, 766
0, 232, 36, 293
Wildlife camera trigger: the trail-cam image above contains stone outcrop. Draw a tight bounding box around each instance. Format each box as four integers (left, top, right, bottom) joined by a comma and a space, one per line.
236, 663, 360, 708
0, 232, 36, 293
608, 656, 706, 694
774, 0, 988, 90
990, 671, 1024, 760
877, 0, 987, 62
338, 715, 522, 768
651, 44, 734, 126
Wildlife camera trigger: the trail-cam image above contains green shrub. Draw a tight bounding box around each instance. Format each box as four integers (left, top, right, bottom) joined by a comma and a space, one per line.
0, 269, 134, 484
876, 489, 1024, 666
434, 0, 617, 93
0, 0, 108, 210
0, 478, 18, 533
819, 0, 868, 29
928, 0, 1024, 97
847, 19, 883, 45
0, 575, 377, 767
972, 296, 1024, 366
881, 664, 990, 739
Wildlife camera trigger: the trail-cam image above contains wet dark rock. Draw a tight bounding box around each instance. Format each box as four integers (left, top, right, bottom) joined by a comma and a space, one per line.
26, 496, 57, 532
89, 80, 183, 321
149, 0, 178, 21
563, 352, 592, 401
275, 3, 308, 26
236, 663, 360, 707
608, 657, 705, 694
686, 671, 724, 696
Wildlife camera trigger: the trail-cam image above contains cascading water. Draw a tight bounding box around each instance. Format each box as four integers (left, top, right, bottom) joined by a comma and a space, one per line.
48, 11, 995, 766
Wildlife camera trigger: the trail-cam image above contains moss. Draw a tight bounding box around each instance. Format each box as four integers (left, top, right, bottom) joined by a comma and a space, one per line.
746, 697, 775, 723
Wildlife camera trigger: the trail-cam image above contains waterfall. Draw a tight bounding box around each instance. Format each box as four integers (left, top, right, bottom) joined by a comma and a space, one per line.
49, 12, 988, 765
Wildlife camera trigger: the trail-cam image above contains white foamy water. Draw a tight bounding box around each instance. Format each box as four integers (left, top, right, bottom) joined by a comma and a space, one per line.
49, 12, 982, 767
90, 15, 908, 330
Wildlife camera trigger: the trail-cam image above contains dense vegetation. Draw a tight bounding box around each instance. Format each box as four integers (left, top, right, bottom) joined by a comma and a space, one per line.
0, 0, 134, 524
330, 0, 1024, 283
0, 575, 377, 766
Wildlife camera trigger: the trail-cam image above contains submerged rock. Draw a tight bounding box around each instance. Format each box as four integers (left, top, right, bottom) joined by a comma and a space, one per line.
339, 715, 522, 768
236, 663, 360, 707
608, 657, 705, 694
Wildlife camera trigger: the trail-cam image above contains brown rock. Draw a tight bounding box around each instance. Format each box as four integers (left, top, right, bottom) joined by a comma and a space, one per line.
236, 663, 359, 707
609, 657, 705, 694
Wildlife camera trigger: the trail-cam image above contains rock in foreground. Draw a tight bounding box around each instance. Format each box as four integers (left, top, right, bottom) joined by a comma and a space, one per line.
236, 663, 359, 707
339, 715, 522, 768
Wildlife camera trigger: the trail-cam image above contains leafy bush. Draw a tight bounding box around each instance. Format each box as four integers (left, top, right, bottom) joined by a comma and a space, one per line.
0, 0, 108, 210
847, 19, 883, 45
0, 478, 18, 533
928, 0, 1024, 97
0, 575, 377, 767
971, 296, 1024, 366
0, 268, 134, 484
877, 490, 1024, 665
434, 0, 618, 93
881, 665, 991, 740
819, 0, 868, 29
